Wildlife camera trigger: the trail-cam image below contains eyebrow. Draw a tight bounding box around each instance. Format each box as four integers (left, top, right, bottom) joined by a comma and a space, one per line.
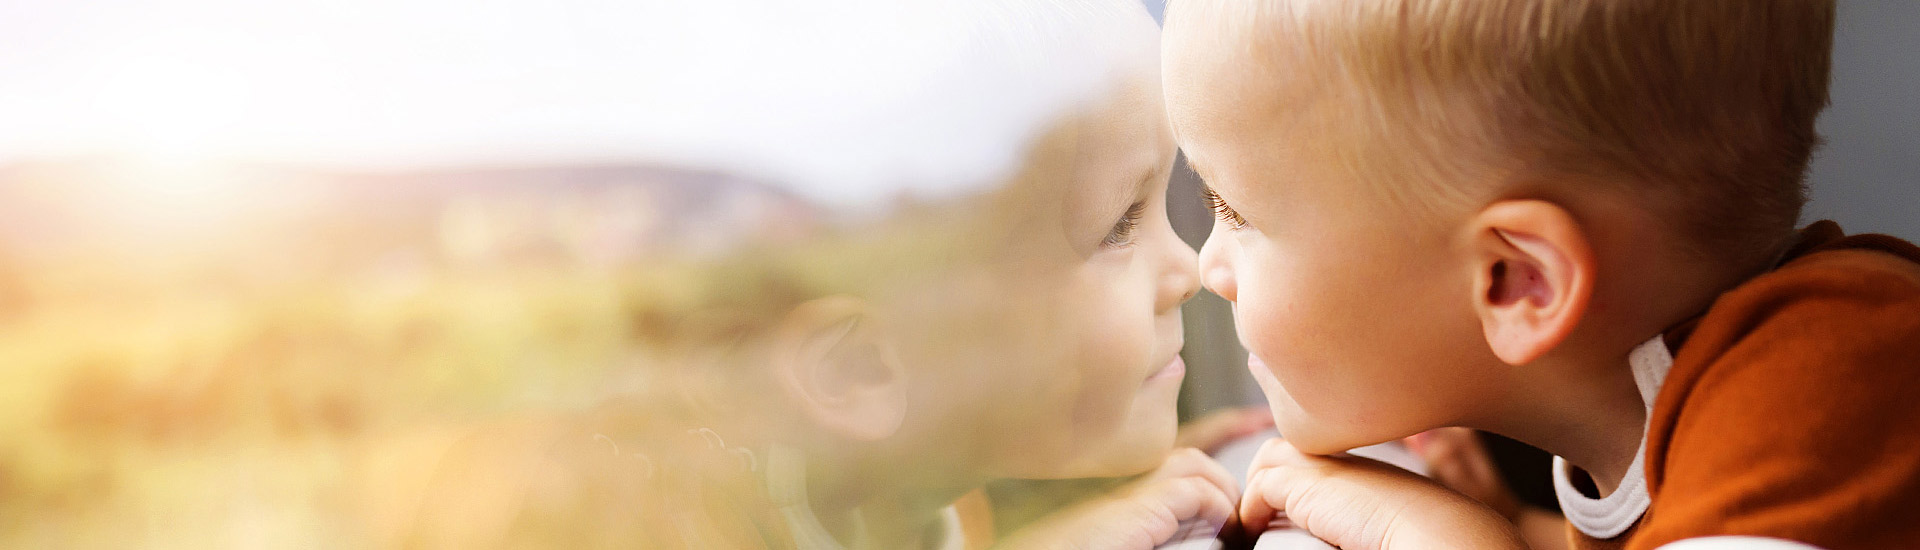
1133, 163, 1160, 196
1087, 165, 1158, 228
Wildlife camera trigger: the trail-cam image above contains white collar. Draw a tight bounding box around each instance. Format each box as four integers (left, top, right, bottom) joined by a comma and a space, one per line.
767, 445, 872, 550
765, 445, 964, 550
1552, 335, 1673, 539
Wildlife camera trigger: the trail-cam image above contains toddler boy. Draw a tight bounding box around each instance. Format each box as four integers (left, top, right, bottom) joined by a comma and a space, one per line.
1162, 1, 1920, 548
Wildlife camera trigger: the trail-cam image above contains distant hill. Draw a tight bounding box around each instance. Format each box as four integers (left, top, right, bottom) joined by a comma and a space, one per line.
0, 159, 822, 271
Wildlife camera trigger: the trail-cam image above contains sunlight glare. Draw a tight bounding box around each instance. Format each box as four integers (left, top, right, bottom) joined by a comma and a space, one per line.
94, 56, 253, 166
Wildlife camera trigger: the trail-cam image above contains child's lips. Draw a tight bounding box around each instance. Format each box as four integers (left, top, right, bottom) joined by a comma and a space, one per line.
1146, 356, 1186, 383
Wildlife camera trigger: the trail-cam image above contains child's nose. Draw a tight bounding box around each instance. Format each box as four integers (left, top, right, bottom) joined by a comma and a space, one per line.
1158, 232, 1202, 313
1197, 236, 1236, 302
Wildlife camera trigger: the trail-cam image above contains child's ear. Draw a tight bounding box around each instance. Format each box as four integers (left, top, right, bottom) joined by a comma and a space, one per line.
771, 296, 908, 442
1468, 200, 1595, 366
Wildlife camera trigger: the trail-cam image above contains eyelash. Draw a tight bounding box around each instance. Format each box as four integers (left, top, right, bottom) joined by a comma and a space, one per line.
1203, 188, 1247, 229
1102, 201, 1148, 248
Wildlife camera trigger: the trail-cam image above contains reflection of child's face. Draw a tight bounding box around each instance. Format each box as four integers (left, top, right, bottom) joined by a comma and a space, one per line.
882, 73, 1196, 480
1163, 16, 1499, 455
1036, 77, 1197, 478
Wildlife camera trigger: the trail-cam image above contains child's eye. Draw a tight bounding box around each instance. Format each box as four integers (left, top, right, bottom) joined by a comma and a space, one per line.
1101, 201, 1148, 248
1203, 188, 1248, 229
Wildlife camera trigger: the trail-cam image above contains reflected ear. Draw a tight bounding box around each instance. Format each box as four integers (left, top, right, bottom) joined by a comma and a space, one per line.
772, 296, 907, 442
1469, 200, 1595, 365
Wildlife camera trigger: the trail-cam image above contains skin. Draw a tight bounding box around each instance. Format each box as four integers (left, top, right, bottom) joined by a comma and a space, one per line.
410, 62, 1242, 550
409, 6, 1239, 550
1025, 75, 1202, 479
1165, 21, 1511, 458
802, 67, 1236, 549
1411, 428, 1572, 550
1163, 5, 1757, 549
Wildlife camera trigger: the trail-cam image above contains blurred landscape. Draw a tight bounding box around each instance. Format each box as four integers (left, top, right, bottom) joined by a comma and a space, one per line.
0, 159, 818, 548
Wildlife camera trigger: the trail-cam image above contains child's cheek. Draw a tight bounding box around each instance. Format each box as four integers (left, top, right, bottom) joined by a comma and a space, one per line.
1235, 278, 1322, 403
1235, 276, 1299, 369
1070, 290, 1154, 413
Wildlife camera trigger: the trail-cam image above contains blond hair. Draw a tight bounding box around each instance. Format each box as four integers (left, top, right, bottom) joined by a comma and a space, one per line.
1173, 0, 1834, 264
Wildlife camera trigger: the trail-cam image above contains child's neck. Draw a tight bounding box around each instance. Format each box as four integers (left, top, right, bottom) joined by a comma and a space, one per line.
1490, 244, 1751, 496
857, 488, 975, 549
1497, 350, 1648, 497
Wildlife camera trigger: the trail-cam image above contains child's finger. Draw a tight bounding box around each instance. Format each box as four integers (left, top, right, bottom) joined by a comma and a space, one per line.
1413, 428, 1477, 465
1244, 436, 1297, 473
1126, 474, 1236, 545
1239, 448, 1394, 541
1236, 437, 1310, 539
1246, 436, 1354, 471
1148, 449, 1239, 500
1241, 456, 1396, 547
1418, 429, 1521, 520
1164, 447, 1243, 505
1237, 467, 1288, 540
1165, 476, 1237, 530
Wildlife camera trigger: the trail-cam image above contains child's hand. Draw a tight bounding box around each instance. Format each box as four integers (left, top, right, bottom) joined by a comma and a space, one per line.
1238, 438, 1527, 550
1407, 427, 1525, 520
1409, 428, 1570, 550
997, 448, 1239, 550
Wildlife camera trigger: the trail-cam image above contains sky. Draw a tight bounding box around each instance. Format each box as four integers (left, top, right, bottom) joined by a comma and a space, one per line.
0, 0, 1155, 208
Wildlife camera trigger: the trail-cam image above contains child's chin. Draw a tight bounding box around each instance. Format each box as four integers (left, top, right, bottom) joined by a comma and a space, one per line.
1272, 416, 1353, 456
1083, 449, 1172, 478
1087, 425, 1180, 477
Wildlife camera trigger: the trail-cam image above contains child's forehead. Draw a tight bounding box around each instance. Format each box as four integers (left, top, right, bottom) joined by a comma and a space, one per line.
1168, 38, 1335, 141
1016, 83, 1173, 201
